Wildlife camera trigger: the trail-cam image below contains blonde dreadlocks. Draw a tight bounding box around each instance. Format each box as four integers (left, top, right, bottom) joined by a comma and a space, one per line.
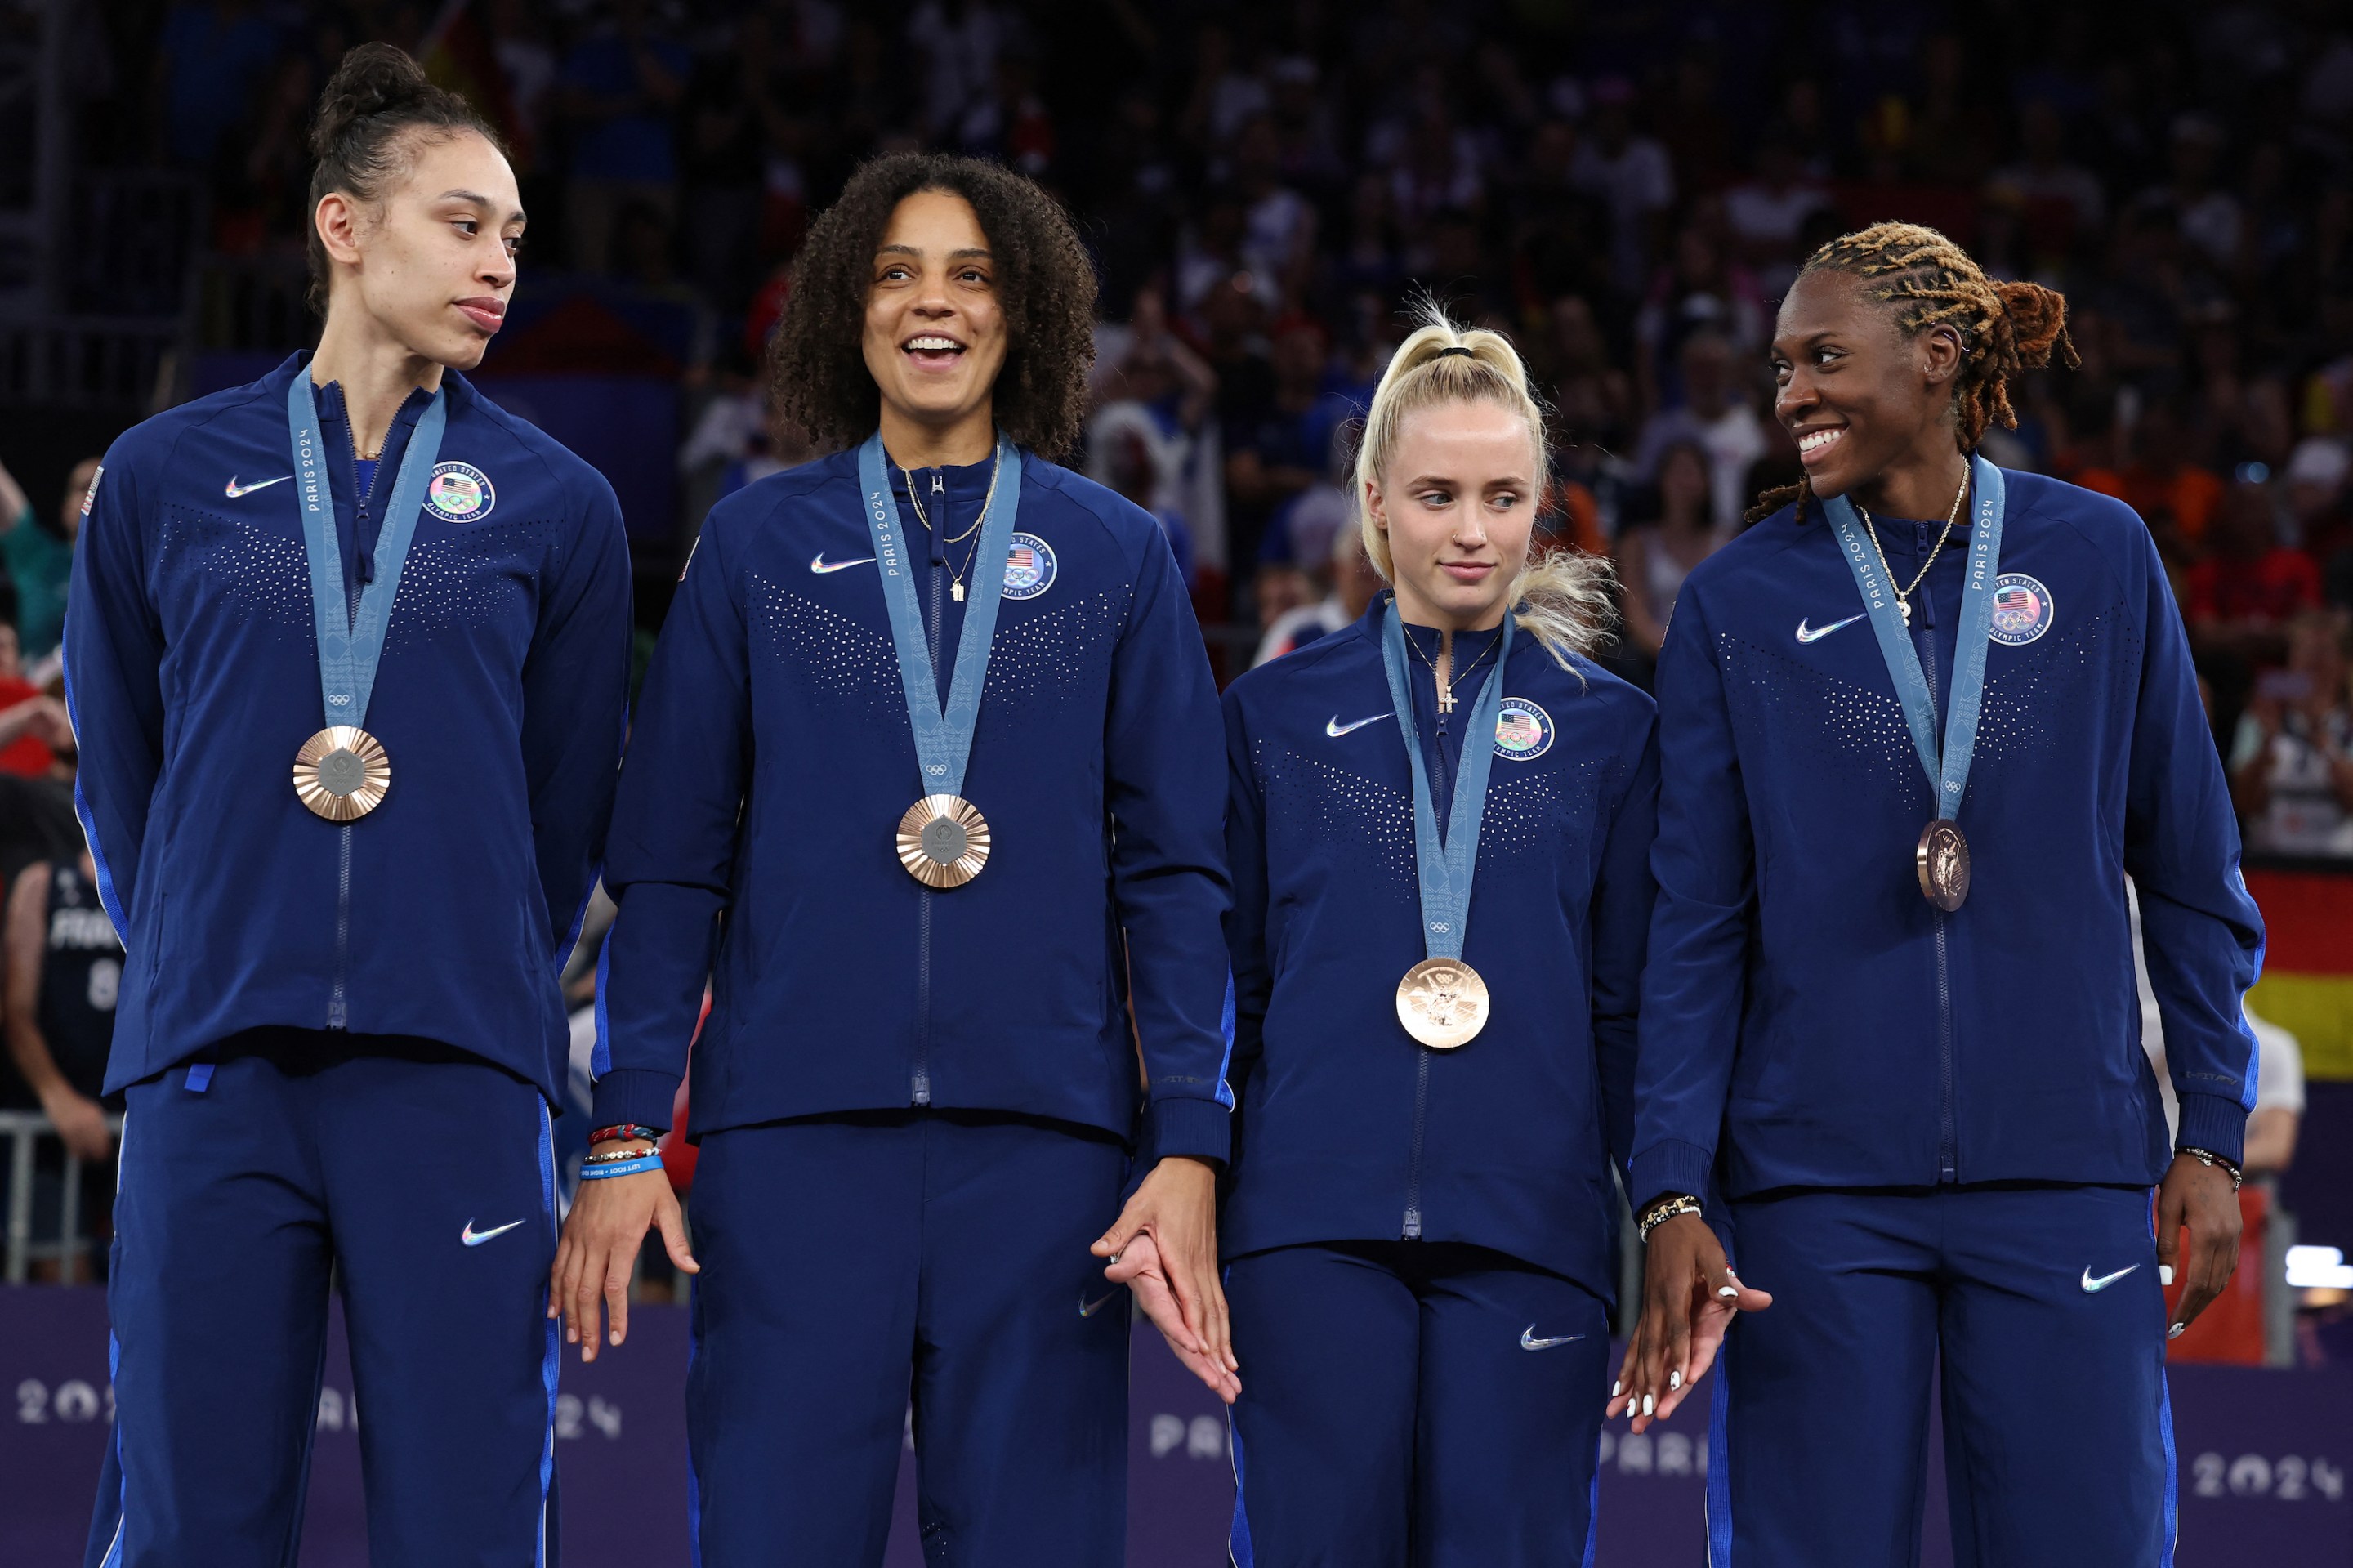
1748, 222, 2080, 525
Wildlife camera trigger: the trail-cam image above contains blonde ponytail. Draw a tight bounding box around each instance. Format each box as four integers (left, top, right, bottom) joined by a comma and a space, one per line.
1355, 302, 1615, 668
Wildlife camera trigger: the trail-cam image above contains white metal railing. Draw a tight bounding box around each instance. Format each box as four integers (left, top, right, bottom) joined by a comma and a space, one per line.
0, 1108, 119, 1284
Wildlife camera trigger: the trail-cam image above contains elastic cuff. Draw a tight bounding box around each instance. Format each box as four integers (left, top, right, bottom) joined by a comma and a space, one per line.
1145, 1094, 1231, 1167
1629, 1139, 1717, 1218
588, 1069, 679, 1135
2173, 1092, 2248, 1169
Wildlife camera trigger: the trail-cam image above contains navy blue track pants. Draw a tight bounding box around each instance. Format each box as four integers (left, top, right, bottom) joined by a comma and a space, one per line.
684, 1110, 1132, 1566
87, 1039, 559, 1568
1712, 1184, 2174, 1567
1225, 1240, 1610, 1568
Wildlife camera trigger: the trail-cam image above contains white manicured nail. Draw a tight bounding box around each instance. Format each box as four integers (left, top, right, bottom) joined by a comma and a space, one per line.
1717, 1285, 1739, 1299
2168, 1323, 2186, 1339
2159, 1266, 2174, 1286
1611, 1380, 1621, 1398
1641, 1394, 1655, 1416
1669, 1369, 1682, 1391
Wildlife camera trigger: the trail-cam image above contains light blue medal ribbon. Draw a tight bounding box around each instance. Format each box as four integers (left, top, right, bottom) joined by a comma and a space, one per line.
1378, 601, 1511, 1046
1820, 452, 2006, 908
284, 370, 446, 819
856, 431, 1023, 886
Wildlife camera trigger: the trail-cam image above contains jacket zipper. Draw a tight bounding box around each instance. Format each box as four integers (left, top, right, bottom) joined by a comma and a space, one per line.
1402, 639, 1447, 1239
328, 400, 386, 1032
1918, 524, 1957, 1182
912, 469, 947, 1106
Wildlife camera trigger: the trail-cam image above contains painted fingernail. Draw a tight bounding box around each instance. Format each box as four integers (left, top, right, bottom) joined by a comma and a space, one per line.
2168, 1323, 2186, 1339
1669, 1369, 1682, 1391
1611, 1380, 1622, 1398
2159, 1266, 2174, 1286
1718, 1285, 1739, 1299
1641, 1394, 1655, 1416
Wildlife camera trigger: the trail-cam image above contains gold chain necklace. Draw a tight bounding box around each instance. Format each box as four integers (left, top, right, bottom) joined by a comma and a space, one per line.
902, 453, 1003, 602
1858, 471, 1971, 627
1405, 623, 1502, 715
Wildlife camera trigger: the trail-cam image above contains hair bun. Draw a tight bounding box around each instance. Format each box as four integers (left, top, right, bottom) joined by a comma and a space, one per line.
310, 42, 436, 160
1993, 279, 2081, 371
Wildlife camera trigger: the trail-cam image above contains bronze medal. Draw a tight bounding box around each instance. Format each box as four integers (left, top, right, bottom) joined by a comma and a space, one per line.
896, 793, 991, 888
1395, 958, 1490, 1050
1917, 818, 1970, 911
293, 725, 391, 821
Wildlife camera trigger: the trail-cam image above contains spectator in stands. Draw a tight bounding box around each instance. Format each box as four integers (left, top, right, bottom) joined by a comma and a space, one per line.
1088, 284, 1225, 577
1632, 331, 1770, 536
1614, 439, 1725, 668
2230, 610, 2353, 856
1723, 135, 1832, 297
0, 456, 93, 664
154, 0, 284, 176
560, 0, 689, 274
2, 850, 122, 1168
2189, 480, 2324, 666
1571, 76, 1674, 292
1227, 313, 1351, 568
1256, 520, 1382, 668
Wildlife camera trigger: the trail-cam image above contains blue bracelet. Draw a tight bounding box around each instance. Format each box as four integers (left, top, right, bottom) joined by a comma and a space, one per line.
578, 1154, 664, 1181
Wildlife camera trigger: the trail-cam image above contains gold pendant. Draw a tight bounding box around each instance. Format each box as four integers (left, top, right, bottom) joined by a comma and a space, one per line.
292, 726, 391, 821
1395, 958, 1489, 1049
896, 794, 991, 887
951, 580, 966, 602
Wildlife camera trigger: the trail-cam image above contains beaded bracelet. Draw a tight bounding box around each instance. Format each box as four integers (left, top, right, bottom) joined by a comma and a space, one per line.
2179, 1146, 2244, 1192
1637, 1193, 1703, 1242
589, 1124, 663, 1146
577, 1154, 665, 1182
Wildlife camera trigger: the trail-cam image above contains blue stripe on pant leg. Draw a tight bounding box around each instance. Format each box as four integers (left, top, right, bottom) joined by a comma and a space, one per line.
1705, 1343, 1732, 1568
2158, 1368, 2177, 1567
1225, 1264, 1255, 1568
538, 1104, 560, 1568
1582, 1445, 1601, 1568
91, 1332, 126, 1568
1226, 1406, 1255, 1568
686, 1273, 705, 1568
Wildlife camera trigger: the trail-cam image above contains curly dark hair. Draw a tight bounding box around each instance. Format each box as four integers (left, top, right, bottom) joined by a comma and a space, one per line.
771, 153, 1099, 458
1748, 221, 2080, 525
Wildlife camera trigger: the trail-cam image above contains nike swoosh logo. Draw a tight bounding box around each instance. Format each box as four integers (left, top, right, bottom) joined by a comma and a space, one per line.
224, 475, 292, 498
461, 1218, 526, 1248
2081, 1264, 2141, 1293
1326, 712, 1395, 738
810, 552, 877, 574
1520, 1325, 1586, 1351
1079, 1289, 1123, 1319
1795, 613, 1867, 643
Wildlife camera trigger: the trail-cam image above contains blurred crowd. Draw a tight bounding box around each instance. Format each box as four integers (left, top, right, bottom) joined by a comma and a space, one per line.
70, 0, 2353, 851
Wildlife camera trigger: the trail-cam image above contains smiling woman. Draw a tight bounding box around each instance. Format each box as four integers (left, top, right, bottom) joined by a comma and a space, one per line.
770, 151, 1100, 459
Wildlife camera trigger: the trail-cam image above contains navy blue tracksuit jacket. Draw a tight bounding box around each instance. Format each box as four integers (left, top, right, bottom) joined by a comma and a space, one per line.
1221, 595, 1660, 1296
591, 445, 1234, 1158
1633, 469, 2265, 1211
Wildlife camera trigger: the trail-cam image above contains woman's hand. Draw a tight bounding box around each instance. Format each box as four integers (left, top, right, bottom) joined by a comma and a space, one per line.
548, 1142, 699, 1363
1101, 1231, 1242, 1403
1093, 1156, 1238, 1400
2157, 1152, 2241, 1338
1607, 1209, 1771, 1433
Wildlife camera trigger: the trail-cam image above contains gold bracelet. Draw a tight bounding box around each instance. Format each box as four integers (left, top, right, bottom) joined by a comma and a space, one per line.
1637, 1193, 1703, 1242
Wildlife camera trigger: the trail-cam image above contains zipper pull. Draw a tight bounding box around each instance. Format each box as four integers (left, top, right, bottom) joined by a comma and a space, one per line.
927, 470, 946, 565
356, 550, 374, 585
931, 471, 944, 493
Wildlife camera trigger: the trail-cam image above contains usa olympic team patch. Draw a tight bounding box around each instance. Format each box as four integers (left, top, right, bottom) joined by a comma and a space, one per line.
1988, 573, 2052, 646
1494, 698, 1554, 762
424, 462, 494, 522
1002, 532, 1056, 600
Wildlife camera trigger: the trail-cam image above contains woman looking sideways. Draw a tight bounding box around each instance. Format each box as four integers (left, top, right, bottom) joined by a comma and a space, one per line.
556, 153, 1236, 1565
1619, 224, 2264, 1565
69, 43, 632, 1564
1217, 308, 1657, 1566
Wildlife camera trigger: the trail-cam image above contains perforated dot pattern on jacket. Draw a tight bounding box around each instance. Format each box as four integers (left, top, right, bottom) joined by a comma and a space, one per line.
1720, 632, 1919, 788
163, 512, 310, 636
1476, 760, 1604, 869
985, 589, 1126, 708
750, 574, 900, 719
387, 521, 543, 649
1976, 596, 2138, 766
1257, 741, 1418, 895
